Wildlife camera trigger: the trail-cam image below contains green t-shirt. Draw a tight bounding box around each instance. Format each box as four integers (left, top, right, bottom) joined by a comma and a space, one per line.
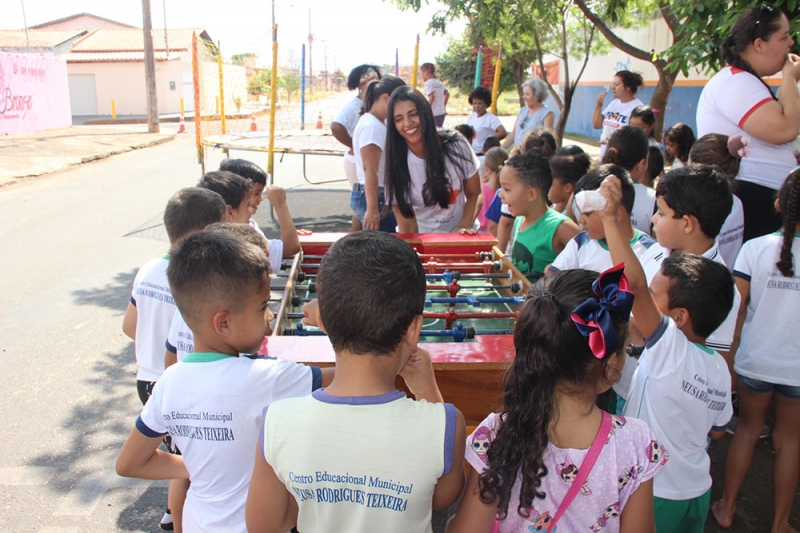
512, 208, 571, 278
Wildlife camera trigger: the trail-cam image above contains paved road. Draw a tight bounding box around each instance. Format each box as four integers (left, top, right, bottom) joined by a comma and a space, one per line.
0, 132, 350, 532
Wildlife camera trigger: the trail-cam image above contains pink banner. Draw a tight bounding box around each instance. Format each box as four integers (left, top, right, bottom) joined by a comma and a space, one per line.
0, 52, 71, 135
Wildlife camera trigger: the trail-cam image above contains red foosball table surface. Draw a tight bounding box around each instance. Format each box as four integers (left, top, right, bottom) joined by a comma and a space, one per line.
263, 232, 531, 425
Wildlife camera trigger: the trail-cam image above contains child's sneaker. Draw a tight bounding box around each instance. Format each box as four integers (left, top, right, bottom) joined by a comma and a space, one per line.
160, 509, 174, 531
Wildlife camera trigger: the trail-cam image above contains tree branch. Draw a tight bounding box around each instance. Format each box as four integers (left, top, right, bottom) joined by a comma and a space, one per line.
572, 0, 652, 63
571, 25, 595, 90
658, 1, 680, 39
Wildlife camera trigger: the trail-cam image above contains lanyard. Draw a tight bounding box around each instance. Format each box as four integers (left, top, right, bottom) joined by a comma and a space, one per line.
548, 410, 612, 532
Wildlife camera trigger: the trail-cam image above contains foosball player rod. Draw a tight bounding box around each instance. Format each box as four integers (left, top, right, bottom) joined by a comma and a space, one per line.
425, 296, 525, 307
270, 282, 316, 293
426, 269, 512, 284
426, 280, 523, 295
417, 251, 495, 261
273, 271, 307, 282
423, 260, 503, 274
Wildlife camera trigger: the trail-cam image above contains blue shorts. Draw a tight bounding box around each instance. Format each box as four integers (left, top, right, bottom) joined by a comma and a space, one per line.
737, 373, 800, 399
434, 114, 445, 128
350, 184, 396, 233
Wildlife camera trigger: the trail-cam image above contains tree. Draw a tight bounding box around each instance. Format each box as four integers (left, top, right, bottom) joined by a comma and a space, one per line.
247, 68, 271, 97
434, 31, 516, 96
572, 0, 683, 140
664, 0, 800, 76
394, 0, 604, 146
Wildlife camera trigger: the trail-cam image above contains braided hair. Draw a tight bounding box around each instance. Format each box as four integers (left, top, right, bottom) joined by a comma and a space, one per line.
721, 4, 785, 100
777, 169, 800, 277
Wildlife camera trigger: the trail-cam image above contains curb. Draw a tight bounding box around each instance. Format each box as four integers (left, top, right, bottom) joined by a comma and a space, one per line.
0, 133, 177, 188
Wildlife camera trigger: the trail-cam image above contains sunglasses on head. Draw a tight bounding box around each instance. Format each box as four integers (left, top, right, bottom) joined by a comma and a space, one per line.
752, 3, 776, 42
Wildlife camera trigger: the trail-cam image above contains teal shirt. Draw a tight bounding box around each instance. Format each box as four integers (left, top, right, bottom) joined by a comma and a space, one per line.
512, 208, 571, 278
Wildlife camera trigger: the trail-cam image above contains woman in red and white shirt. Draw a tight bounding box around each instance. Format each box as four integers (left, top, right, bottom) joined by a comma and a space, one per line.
697, 4, 800, 241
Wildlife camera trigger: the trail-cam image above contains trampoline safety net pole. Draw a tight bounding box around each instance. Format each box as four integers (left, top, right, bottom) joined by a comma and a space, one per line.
490, 42, 503, 115
268, 24, 279, 182
217, 41, 226, 135
411, 34, 419, 88
192, 32, 203, 170
474, 46, 483, 89
301, 43, 306, 131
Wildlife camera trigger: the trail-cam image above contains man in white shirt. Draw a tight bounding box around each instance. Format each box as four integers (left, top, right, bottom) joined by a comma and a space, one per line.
420, 63, 449, 128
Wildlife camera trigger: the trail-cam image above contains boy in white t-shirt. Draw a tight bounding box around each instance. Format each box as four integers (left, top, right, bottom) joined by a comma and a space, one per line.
117, 229, 332, 533
599, 175, 734, 533
638, 165, 740, 360
121, 187, 227, 530
246, 232, 466, 533
547, 165, 655, 408
420, 62, 449, 128
219, 158, 302, 259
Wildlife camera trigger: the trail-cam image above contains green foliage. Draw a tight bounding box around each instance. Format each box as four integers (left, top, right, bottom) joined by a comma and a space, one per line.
280, 73, 301, 103
434, 32, 516, 95
247, 69, 271, 96
665, 0, 800, 76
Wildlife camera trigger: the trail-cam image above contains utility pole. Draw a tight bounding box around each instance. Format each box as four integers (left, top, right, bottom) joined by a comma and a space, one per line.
142, 0, 159, 133
163, 0, 169, 58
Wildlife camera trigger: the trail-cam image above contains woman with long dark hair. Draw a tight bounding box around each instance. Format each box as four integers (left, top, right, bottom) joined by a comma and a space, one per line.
697, 4, 800, 241
385, 87, 481, 234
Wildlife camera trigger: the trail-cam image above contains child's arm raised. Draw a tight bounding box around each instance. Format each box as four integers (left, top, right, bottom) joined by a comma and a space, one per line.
599, 176, 663, 339
445, 466, 496, 533
265, 186, 302, 258
246, 447, 298, 533
116, 427, 188, 480
619, 478, 656, 533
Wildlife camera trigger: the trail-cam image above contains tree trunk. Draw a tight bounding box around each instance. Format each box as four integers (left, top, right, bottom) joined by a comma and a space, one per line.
650, 63, 678, 142
508, 55, 527, 105
556, 84, 576, 147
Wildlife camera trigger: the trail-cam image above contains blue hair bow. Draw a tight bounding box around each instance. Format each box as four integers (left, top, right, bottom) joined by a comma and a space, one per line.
570, 264, 634, 359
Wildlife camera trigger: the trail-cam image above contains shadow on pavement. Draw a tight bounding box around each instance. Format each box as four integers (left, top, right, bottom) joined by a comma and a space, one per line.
72, 269, 138, 312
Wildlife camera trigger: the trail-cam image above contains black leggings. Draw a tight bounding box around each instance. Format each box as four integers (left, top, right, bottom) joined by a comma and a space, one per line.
735, 180, 782, 242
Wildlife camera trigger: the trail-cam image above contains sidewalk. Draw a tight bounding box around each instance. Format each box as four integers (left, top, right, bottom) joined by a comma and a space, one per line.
0, 124, 178, 187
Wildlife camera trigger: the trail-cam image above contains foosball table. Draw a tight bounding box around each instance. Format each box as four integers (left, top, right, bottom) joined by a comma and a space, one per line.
261, 233, 531, 426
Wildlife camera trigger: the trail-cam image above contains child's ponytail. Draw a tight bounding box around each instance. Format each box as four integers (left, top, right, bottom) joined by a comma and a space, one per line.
777, 169, 800, 277
479, 268, 632, 519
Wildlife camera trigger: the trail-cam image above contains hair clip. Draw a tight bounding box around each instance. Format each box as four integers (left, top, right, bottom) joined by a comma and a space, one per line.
540, 291, 559, 302
607, 147, 618, 154
570, 264, 634, 359
652, 108, 660, 114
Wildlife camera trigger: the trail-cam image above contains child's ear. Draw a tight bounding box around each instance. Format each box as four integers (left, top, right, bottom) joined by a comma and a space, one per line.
225, 205, 234, 222
528, 187, 540, 202
683, 214, 697, 235
315, 306, 327, 334
634, 158, 647, 177
774, 197, 781, 214
403, 315, 424, 348
212, 310, 232, 336
615, 205, 627, 222
564, 182, 574, 196
670, 307, 691, 330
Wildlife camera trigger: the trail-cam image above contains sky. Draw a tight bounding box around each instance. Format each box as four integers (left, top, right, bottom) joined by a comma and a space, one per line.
4, 0, 467, 73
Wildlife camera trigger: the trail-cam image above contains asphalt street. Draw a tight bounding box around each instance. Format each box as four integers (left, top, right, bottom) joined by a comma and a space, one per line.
0, 131, 350, 532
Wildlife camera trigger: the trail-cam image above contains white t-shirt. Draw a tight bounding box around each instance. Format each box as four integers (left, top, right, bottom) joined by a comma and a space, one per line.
733, 232, 800, 385
631, 183, 656, 236
248, 218, 284, 273
641, 242, 740, 353
406, 135, 480, 233
137, 352, 320, 533
466, 412, 665, 533
697, 67, 796, 189
165, 310, 193, 362
549, 230, 656, 398
263, 389, 456, 533
466, 112, 503, 154
130, 255, 176, 382
353, 113, 387, 188
333, 95, 363, 164
599, 98, 644, 158
717, 195, 745, 270
424, 78, 447, 116
623, 317, 732, 499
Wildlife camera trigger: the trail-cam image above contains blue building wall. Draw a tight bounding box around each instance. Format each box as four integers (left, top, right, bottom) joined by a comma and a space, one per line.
564, 85, 705, 139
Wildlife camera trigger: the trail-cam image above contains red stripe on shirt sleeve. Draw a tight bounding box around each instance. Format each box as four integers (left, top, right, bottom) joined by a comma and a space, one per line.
738, 97, 772, 128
